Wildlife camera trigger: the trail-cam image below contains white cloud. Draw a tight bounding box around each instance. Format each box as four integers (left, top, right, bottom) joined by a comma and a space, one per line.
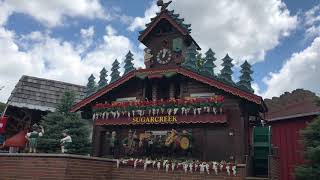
0, 25, 144, 102
0, 1, 12, 26
0, 0, 106, 27
128, 2, 159, 32
77, 26, 95, 53
80, 26, 95, 39
84, 25, 144, 71
130, 0, 297, 65
262, 36, 320, 98
252, 83, 262, 96
304, 5, 320, 39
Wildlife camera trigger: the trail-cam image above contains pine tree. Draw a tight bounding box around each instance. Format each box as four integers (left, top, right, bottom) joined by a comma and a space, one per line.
202, 48, 217, 77
124, 51, 135, 74
85, 74, 96, 96
110, 59, 121, 83
196, 52, 204, 70
295, 115, 320, 180
182, 43, 197, 71
37, 91, 91, 155
219, 54, 234, 84
237, 60, 254, 93
98, 68, 108, 88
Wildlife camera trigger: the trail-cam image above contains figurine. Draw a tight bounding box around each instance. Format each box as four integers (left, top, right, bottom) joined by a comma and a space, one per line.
60, 129, 72, 153
122, 130, 137, 157
157, 0, 172, 11
144, 48, 153, 68
25, 124, 44, 153
109, 131, 119, 158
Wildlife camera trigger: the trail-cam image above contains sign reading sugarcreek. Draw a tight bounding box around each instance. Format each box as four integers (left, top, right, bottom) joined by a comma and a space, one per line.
132, 115, 177, 124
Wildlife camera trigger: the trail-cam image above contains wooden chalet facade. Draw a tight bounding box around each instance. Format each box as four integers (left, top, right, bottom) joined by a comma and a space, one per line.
71, 1, 267, 170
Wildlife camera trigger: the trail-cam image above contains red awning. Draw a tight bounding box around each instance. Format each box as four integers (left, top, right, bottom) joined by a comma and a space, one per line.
95, 114, 227, 126
3, 130, 27, 148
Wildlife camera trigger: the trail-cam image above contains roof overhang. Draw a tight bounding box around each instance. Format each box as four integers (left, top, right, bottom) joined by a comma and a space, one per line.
267, 111, 320, 122
71, 67, 264, 113
7, 102, 55, 112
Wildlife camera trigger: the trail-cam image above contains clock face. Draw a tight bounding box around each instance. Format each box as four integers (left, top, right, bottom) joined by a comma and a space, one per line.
156, 49, 172, 64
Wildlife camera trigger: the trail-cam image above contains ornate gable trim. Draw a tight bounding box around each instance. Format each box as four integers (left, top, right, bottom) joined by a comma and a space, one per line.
138, 11, 201, 50
71, 68, 265, 112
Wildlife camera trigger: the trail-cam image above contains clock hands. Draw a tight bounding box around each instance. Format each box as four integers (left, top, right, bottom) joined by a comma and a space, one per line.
162, 49, 168, 58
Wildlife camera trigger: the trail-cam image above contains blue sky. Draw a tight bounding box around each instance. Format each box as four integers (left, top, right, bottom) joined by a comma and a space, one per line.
0, 0, 320, 102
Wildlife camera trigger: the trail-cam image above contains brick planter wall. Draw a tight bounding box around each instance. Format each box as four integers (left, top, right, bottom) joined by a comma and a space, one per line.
0, 154, 113, 180
0, 154, 246, 180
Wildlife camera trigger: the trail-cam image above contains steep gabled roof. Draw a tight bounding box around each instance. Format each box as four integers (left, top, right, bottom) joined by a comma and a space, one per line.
138, 9, 201, 50
71, 67, 265, 112
7, 75, 85, 112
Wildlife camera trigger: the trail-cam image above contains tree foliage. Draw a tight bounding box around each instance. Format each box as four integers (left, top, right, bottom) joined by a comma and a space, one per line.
37, 91, 91, 155
295, 99, 320, 179
98, 68, 108, 88
0, 102, 6, 114
124, 51, 135, 74
219, 54, 234, 84
110, 59, 121, 83
85, 74, 96, 96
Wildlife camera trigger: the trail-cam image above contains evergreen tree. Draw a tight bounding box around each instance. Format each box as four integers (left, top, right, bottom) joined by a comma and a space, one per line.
202, 48, 217, 77
98, 67, 108, 88
38, 91, 91, 155
0, 102, 5, 114
237, 60, 254, 93
295, 115, 320, 180
182, 43, 197, 71
196, 52, 204, 70
110, 59, 121, 83
219, 54, 234, 84
124, 51, 135, 74
85, 74, 96, 96
56, 91, 77, 115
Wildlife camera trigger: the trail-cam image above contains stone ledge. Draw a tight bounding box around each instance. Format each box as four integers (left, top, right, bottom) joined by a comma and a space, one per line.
0, 153, 115, 162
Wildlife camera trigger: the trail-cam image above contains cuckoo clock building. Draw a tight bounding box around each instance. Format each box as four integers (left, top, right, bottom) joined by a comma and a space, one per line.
71, 1, 267, 169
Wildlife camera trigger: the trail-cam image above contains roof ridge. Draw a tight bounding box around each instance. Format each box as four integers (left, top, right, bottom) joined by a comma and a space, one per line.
21, 75, 85, 88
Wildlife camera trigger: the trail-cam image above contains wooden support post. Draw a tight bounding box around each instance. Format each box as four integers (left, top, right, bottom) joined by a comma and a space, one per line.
169, 83, 175, 99
152, 83, 157, 101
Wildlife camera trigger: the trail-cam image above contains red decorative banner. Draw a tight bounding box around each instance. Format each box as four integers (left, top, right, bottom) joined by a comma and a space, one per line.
95, 113, 227, 126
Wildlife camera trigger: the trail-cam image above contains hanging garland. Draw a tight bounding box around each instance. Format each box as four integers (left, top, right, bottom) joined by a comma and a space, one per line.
115, 158, 237, 176
92, 96, 224, 120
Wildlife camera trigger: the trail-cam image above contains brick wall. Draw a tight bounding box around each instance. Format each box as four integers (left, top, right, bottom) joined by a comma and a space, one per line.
0, 154, 246, 180
0, 154, 113, 180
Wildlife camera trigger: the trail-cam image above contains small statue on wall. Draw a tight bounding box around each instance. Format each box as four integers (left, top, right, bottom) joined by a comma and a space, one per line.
109, 131, 120, 158
165, 129, 178, 147
25, 124, 44, 153
122, 130, 137, 157
60, 129, 72, 153
144, 48, 153, 68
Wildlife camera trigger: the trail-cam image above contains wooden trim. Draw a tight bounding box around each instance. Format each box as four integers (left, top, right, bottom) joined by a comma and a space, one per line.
139, 12, 188, 42
94, 114, 227, 126
71, 67, 263, 112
